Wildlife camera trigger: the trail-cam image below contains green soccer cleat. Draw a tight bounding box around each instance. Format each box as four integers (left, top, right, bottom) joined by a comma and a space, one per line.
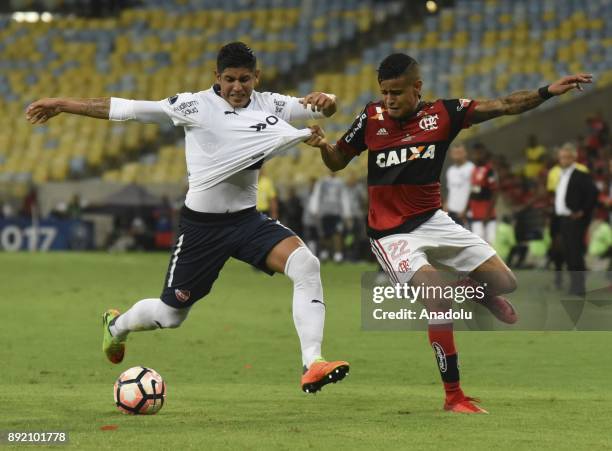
102, 309, 125, 364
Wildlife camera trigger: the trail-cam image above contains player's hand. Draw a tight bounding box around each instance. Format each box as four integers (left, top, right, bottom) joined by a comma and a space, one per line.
25, 98, 63, 124
547, 74, 593, 96
300, 92, 336, 113
304, 125, 328, 148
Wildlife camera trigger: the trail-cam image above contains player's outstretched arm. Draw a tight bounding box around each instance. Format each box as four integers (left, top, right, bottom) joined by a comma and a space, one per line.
304, 125, 353, 171
26, 97, 110, 124
300, 92, 337, 117
471, 73, 593, 124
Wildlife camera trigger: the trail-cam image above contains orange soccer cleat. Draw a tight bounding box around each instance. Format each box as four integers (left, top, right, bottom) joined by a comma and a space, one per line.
301, 359, 350, 394
444, 396, 489, 414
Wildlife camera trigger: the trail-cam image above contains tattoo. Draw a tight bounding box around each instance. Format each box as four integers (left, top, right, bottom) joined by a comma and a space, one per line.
61, 97, 110, 119
82, 98, 110, 118
501, 90, 545, 114
472, 90, 544, 124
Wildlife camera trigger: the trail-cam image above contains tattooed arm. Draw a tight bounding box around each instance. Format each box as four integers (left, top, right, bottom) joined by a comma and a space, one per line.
471, 73, 593, 124
26, 97, 110, 124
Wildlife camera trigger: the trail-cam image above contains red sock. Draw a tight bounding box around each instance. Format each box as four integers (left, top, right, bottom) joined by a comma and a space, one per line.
428, 322, 464, 404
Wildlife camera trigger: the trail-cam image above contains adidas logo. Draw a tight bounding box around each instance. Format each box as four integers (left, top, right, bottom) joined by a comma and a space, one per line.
376, 128, 388, 136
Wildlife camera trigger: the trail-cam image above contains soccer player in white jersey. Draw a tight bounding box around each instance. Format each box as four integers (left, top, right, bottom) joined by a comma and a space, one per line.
26, 42, 349, 394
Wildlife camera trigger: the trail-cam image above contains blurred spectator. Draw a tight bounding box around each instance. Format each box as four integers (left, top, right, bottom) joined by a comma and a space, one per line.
546, 146, 589, 286
153, 196, 174, 249
302, 178, 319, 255
21, 186, 38, 217
554, 143, 599, 296
585, 112, 609, 158
469, 143, 497, 244
67, 194, 83, 219
344, 175, 368, 261
2, 201, 16, 219
257, 167, 278, 219
280, 186, 304, 238
444, 144, 474, 227
495, 215, 516, 262
309, 172, 351, 262
523, 134, 547, 180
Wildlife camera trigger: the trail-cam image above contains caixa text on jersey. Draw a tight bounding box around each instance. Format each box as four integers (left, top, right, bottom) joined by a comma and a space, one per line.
376, 145, 436, 168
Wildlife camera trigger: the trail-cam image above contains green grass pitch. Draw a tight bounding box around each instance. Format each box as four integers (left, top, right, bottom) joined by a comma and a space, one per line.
1, 253, 611, 450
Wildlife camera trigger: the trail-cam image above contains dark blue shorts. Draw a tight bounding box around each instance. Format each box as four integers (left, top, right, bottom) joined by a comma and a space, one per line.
160, 206, 295, 308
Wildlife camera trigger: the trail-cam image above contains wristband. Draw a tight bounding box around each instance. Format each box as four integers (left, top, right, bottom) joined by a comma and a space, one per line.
538, 85, 554, 100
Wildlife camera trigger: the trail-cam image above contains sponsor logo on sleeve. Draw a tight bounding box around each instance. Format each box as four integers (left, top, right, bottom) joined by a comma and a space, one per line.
457, 98, 472, 111
345, 112, 367, 144
273, 99, 286, 115
173, 100, 199, 116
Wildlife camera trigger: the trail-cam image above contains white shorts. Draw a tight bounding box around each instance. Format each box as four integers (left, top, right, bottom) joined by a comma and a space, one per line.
370, 210, 496, 283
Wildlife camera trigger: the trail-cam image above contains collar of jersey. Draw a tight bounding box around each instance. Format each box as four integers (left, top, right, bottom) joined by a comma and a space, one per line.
212, 83, 252, 110
391, 100, 427, 126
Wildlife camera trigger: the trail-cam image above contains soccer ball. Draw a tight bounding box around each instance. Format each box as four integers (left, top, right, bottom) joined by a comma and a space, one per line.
113, 366, 166, 415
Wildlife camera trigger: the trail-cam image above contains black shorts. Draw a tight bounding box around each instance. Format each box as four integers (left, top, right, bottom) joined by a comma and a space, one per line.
160, 206, 295, 308
321, 215, 343, 238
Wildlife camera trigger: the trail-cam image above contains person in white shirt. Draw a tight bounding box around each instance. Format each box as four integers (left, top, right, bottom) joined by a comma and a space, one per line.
309, 172, 352, 262
444, 144, 474, 227
554, 143, 599, 296
26, 42, 349, 393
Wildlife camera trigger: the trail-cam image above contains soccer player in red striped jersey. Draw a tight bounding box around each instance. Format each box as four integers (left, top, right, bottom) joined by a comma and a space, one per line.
306, 53, 592, 413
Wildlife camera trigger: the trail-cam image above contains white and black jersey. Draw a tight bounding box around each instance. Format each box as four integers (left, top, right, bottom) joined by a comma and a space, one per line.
110, 85, 324, 213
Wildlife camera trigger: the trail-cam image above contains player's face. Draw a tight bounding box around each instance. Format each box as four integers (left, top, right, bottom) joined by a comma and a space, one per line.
379, 75, 423, 119
216, 67, 260, 108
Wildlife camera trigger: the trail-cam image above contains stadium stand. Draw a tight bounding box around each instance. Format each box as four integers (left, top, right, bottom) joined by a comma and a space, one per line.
0, 0, 609, 204
265, 0, 612, 187
0, 0, 403, 196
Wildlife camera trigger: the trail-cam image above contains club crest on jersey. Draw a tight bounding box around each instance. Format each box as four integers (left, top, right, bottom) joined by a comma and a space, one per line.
376, 145, 436, 168
370, 106, 385, 121
397, 260, 411, 273
175, 289, 191, 303
376, 128, 388, 136
418, 114, 439, 131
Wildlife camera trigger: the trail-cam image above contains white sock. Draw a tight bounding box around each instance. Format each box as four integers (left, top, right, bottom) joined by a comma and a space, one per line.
285, 246, 325, 367
110, 298, 190, 340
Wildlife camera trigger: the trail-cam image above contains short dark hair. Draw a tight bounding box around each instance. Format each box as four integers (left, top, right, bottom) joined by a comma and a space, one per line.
377, 53, 419, 82
217, 42, 257, 73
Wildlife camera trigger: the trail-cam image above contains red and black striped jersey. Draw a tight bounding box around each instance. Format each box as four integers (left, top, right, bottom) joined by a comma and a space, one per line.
469, 162, 497, 220
337, 98, 477, 237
